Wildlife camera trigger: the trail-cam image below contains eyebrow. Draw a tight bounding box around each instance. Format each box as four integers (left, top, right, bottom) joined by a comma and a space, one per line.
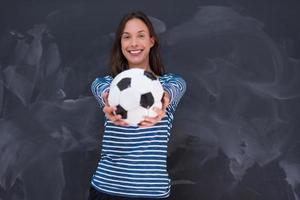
122, 30, 146, 35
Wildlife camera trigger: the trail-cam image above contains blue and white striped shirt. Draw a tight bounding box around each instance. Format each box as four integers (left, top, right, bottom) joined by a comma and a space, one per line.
90, 73, 186, 198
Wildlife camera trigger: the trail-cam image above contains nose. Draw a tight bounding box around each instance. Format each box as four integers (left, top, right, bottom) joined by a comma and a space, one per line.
130, 38, 138, 47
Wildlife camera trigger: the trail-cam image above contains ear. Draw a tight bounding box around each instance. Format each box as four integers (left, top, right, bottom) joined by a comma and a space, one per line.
150, 36, 155, 47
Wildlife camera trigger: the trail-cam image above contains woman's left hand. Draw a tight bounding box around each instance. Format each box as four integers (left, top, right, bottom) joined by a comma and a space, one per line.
139, 92, 170, 128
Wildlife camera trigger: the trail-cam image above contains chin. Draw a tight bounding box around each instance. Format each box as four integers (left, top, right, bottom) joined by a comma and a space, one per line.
128, 61, 146, 67
129, 65, 146, 69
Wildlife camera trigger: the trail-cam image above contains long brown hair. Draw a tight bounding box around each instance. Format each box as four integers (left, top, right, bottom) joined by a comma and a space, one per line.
108, 11, 165, 77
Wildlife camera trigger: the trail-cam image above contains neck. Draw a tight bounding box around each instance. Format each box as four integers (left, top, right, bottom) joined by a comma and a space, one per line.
129, 65, 151, 72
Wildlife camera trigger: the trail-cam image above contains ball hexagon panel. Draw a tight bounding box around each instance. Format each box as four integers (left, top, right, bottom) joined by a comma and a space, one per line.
126, 107, 148, 125
119, 88, 141, 110
150, 80, 164, 101
110, 68, 142, 87
112, 68, 143, 86
121, 68, 144, 77
131, 75, 152, 94
148, 101, 163, 117
108, 85, 120, 107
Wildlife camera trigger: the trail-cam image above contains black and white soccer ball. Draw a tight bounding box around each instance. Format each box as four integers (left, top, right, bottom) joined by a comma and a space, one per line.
108, 68, 164, 125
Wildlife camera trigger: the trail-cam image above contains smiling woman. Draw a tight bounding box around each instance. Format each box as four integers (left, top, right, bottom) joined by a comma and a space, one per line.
89, 11, 186, 200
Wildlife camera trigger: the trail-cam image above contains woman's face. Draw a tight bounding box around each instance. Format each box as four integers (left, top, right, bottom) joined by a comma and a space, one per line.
121, 18, 154, 70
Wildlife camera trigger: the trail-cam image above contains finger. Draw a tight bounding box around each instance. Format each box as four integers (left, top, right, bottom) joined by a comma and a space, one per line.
149, 107, 165, 121
162, 94, 170, 109
113, 119, 128, 126
152, 107, 164, 116
163, 92, 170, 102
138, 122, 151, 128
114, 121, 124, 126
103, 106, 116, 115
139, 120, 156, 128
105, 110, 120, 121
119, 120, 129, 126
143, 116, 159, 124
102, 92, 109, 106
111, 114, 122, 122
163, 91, 170, 101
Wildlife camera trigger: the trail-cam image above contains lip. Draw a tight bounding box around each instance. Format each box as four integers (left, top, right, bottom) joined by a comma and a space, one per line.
128, 49, 143, 54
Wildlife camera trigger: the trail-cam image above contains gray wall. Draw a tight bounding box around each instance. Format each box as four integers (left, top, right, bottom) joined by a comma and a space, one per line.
0, 0, 300, 199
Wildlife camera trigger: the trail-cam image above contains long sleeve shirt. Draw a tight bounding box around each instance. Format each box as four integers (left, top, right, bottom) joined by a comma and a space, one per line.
90, 73, 186, 198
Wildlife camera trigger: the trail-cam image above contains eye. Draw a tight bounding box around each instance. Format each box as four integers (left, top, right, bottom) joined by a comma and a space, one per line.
138, 34, 145, 38
122, 35, 130, 39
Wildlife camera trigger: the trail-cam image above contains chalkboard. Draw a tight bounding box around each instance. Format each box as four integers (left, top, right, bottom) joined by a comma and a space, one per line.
0, 0, 299, 199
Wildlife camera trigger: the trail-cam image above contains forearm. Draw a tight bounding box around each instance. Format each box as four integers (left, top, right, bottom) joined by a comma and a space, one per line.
162, 74, 186, 109
91, 76, 112, 108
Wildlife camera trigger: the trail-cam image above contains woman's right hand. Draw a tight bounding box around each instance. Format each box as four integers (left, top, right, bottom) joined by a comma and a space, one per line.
102, 92, 128, 126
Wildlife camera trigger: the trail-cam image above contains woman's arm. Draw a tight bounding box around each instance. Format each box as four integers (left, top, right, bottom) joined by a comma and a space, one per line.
161, 73, 187, 113
91, 76, 128, 126
139, 73, 186, 127
91, 76, 113, 108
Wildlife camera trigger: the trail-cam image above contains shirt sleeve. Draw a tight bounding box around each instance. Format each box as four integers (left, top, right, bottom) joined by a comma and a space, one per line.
91, 75, 113, 109
161, 73, 187, 113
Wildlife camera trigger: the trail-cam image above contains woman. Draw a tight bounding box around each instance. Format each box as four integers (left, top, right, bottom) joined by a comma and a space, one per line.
89, 11, 186, 200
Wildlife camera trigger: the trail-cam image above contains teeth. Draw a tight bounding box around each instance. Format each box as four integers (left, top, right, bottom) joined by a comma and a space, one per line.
129, 50, 142, 54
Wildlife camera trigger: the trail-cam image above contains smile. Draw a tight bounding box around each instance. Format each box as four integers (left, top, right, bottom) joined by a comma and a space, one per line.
128, 49, 143, 54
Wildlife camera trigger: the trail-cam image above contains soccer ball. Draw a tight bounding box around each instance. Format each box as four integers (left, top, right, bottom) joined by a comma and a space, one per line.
108, 68, 164, 125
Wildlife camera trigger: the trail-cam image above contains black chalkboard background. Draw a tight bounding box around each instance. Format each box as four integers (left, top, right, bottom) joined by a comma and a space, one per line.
0, 0, 299, 200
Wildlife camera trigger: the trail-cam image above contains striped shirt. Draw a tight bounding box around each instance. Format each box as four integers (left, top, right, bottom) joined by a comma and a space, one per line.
90, 73, 186, 198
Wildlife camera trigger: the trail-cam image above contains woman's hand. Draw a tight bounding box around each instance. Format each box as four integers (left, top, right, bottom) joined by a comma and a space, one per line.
102, 92, 128, 126
139, 92, 170, 128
